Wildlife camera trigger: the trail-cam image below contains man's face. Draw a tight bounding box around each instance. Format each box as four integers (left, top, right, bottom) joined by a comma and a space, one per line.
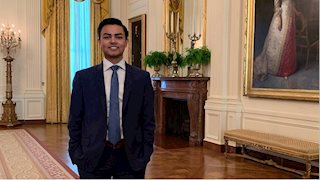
99, 24, 128, 64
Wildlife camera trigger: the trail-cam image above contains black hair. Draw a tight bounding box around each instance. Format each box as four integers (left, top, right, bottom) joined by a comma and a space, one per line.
97, 18, 129, 40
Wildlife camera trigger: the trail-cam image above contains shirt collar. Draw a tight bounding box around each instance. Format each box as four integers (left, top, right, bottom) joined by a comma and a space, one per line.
103, 58, 126, 71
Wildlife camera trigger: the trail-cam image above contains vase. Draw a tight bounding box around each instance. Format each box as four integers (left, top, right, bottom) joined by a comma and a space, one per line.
188, 64, 202, 77
152, 65, 162, 77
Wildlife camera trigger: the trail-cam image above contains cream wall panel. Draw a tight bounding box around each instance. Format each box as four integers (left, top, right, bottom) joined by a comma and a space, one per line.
24, 0, 44, 120
127, 0, 147, 18
111, 0, 121, 19
41, 36, 46, 94
0, 0, 44, 120
146, 0, 164, 52
0, 0, 27, 96
145, 0, 164, 75
24, 90, 45, 120
243, 115, 319, 143
206, 0, 230, 99
227, 0, 243, 99
241, 99, 319, 142
204, 111, 222, 144
205, 97, 242, 145
26, 0, 42, 90
0, 0, 27, 118
227, 111, 242, 130
14, 0, 27, 96
25, 99, 44, 119
205, 0, 243, 99
128, 0, 140, 4
204, 0, 318, 146
204, 0, 231, 144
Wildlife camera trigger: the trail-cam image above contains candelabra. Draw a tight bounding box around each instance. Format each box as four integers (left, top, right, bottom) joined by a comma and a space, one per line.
166, 32, 179, 77
187, 33, 201, 77
188, 33, 201, 49
0, 23, 21, 127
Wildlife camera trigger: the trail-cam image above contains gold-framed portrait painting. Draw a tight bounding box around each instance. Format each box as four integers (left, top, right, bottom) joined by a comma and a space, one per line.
128, 14, 146, 69
244, 0, 319, 101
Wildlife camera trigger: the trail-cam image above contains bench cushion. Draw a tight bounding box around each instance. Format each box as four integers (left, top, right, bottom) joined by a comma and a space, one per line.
224, 129, 319, 159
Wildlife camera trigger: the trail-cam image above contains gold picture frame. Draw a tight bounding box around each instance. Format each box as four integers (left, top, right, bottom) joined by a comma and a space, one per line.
163, 0, 207, 52
244, 0, 319, 101
128, 14, 146, 69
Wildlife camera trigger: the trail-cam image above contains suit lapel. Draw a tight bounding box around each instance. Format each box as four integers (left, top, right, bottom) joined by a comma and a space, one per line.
123, 63, 133, 113
96, 63, 107, 118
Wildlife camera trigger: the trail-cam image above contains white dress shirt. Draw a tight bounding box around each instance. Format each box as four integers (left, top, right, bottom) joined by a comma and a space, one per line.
103, 58, 126, 140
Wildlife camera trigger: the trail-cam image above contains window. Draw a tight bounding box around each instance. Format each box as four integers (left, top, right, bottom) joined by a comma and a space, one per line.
70, 0, 90, 89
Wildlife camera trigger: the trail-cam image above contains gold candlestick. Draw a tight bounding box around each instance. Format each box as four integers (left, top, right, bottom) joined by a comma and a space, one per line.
0, 23, 21, 127
187, 33, 201, 76
188, 33, 201, 49
166, 32, 179, 77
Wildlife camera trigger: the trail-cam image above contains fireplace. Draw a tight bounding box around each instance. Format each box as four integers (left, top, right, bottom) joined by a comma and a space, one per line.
164, 98, 190, 139
152, 77, 209, 146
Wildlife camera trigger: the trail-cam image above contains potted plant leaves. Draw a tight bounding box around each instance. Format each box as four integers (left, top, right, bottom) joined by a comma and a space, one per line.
143, 51, 167, 77
184, 46, 211, 77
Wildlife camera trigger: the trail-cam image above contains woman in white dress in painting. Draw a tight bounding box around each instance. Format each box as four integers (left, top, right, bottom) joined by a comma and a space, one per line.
254, 0, 304, 81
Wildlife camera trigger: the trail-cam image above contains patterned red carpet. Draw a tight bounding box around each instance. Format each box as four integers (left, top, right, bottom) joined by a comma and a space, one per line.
0, 129, 77, 179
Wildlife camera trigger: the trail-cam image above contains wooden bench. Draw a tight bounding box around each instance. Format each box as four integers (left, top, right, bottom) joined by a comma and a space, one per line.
224, 129, 319, 178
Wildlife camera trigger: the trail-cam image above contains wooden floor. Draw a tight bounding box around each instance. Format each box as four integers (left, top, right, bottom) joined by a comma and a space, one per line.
5, 123, 302, 178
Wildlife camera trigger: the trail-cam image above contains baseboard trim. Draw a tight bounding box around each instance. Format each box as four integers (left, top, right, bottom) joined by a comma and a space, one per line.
203, 141, 222, 152
203, 140, 241, 153
19, 119, 46, 124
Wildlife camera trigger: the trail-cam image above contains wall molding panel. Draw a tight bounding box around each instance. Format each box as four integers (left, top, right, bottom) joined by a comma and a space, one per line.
25, 99, 44, 119
205, 96, 243, 145
0, 0, 44, 121
243, 108, 318, 123
26, 0, 42, 90
204, 96, 318, 144
203, 0, 318, 148
24, 90, 45, 120
242, 111, 319, 143
0, 90, 45, 120
204, 111, 223, 144
127, 0, 147, 19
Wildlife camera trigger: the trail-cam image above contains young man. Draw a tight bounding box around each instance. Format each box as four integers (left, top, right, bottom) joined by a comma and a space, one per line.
68, 18, 155, 179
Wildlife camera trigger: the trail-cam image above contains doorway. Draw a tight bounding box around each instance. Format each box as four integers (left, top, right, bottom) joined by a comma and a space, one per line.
128, 15, 146, 69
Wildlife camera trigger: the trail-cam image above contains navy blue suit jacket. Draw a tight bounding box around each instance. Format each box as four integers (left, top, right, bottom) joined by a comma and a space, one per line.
68, 63, 155, 172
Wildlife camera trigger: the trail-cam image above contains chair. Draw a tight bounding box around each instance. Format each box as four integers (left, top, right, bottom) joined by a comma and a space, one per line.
295, 1, 319, 69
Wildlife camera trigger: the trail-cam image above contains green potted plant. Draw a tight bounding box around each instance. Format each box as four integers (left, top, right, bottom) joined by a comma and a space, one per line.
144, 51, 167, 77
184, 46, 211, 77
